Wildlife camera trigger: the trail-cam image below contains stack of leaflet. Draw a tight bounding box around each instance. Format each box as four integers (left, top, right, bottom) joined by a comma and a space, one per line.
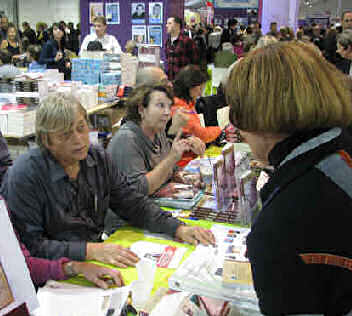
14, 79, 48, 106
6, 106, 36, 137
71, 58, 104, 85
101, 53, 121, 86
169, 224, 260, 314
0, 78, 14, 93
191, 195, 239, 223
152, 183, 203, 210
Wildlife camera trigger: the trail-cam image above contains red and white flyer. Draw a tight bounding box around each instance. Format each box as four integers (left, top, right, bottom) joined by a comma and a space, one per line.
130, 241, 187, 269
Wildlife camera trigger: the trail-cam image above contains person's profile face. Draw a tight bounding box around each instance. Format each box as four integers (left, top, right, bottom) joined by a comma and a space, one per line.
166, 18, 176, 34
343, 12, 352, 30
140, 91, 172, 133
94, 22, 106, 37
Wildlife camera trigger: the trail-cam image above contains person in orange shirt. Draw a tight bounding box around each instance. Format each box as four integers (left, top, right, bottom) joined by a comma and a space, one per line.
172, 65, 222, 166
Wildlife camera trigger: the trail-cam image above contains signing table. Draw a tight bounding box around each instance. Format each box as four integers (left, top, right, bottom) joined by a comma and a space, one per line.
37, 145, 259, 316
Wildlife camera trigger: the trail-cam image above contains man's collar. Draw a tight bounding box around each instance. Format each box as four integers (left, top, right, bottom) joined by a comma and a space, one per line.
43, 146, 97, 182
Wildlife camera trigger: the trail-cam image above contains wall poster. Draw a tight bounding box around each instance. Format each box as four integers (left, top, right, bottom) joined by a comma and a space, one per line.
89, 2, 104, 24
131, 2, 146, 24
148, 25, 162, 46
106, 2, 120, 24
132, 25, 147, 44
149, 2, 163, 24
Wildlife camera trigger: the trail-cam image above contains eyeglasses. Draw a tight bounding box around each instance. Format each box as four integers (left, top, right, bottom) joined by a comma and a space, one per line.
344, 19, 352, 23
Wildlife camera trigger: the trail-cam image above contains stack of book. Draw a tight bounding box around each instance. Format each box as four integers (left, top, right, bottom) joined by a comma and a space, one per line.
190, 195, 239, 224
14, 79, 48, 107
7, 108, 36, 137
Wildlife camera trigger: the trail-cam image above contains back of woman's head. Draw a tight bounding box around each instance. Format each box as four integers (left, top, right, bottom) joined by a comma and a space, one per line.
226, 41, 352, 133
125, 84, 173, 124
173, 65, 209, 102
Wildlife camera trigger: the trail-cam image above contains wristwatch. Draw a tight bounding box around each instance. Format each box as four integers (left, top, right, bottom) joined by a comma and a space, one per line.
63, 261, 77, 277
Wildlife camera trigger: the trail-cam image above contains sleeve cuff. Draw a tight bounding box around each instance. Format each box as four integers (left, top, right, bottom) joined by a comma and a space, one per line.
67, 241, 87, 261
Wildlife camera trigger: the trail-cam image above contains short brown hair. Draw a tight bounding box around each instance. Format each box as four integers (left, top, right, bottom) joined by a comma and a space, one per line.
125, 84, 174, 124
93, 16, 107, 25
226, 41, 352, 133
173, 65, 209, 102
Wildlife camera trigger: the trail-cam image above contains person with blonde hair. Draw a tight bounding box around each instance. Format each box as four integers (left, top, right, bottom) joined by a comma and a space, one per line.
226, 41, 352, 314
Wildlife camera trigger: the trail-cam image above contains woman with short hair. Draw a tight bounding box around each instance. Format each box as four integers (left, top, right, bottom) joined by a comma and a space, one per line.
172, 65, 222, 166
108, 84, 205, 195
226, 41, 352, 314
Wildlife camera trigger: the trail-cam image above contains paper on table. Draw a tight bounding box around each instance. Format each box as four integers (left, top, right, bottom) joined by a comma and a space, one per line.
35, 281, 130, 316
0, 199, 38, 315
130, 241, 187, 269
150, 292, 191, 316
217, 106, 230, 130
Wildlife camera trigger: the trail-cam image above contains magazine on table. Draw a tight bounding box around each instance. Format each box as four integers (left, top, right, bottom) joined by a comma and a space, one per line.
169, 224, 260, 312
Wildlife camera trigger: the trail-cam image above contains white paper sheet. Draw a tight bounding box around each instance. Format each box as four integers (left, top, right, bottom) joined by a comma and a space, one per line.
217, 106, 230, 129
35, 281, 130, 316
0, 199, 39, 315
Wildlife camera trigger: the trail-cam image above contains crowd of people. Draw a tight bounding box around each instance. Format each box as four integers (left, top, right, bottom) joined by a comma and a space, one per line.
0, 9, 352, 316
177, 11, 352, 76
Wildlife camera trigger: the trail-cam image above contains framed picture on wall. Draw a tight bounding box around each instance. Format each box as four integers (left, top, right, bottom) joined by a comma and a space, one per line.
149, 2, 163, 24
132, 3, 146, 24
89, 2, 104, 24
148, 25, 162, 46
106, 2, 120, 24
132, 25, 147, 44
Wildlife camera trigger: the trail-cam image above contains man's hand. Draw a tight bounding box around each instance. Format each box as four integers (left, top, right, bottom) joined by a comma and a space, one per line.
86, 243, 140, 268
185, 136, 206, 156
67, 261, 125, 289
175, 225, 216, 246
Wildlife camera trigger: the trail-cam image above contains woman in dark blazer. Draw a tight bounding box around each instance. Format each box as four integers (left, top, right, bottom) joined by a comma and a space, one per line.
39, 23, 71, 79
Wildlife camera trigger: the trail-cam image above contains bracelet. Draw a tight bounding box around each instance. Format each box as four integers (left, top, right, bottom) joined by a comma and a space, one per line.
63, 261, 77, 277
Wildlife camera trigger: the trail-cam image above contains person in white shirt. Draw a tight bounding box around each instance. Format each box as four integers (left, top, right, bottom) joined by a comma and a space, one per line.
80, 16, 121, 55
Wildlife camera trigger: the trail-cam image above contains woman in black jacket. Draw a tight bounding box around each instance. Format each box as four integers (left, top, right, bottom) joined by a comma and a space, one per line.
226, 41, 352, 315
39, 23, 71, 79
